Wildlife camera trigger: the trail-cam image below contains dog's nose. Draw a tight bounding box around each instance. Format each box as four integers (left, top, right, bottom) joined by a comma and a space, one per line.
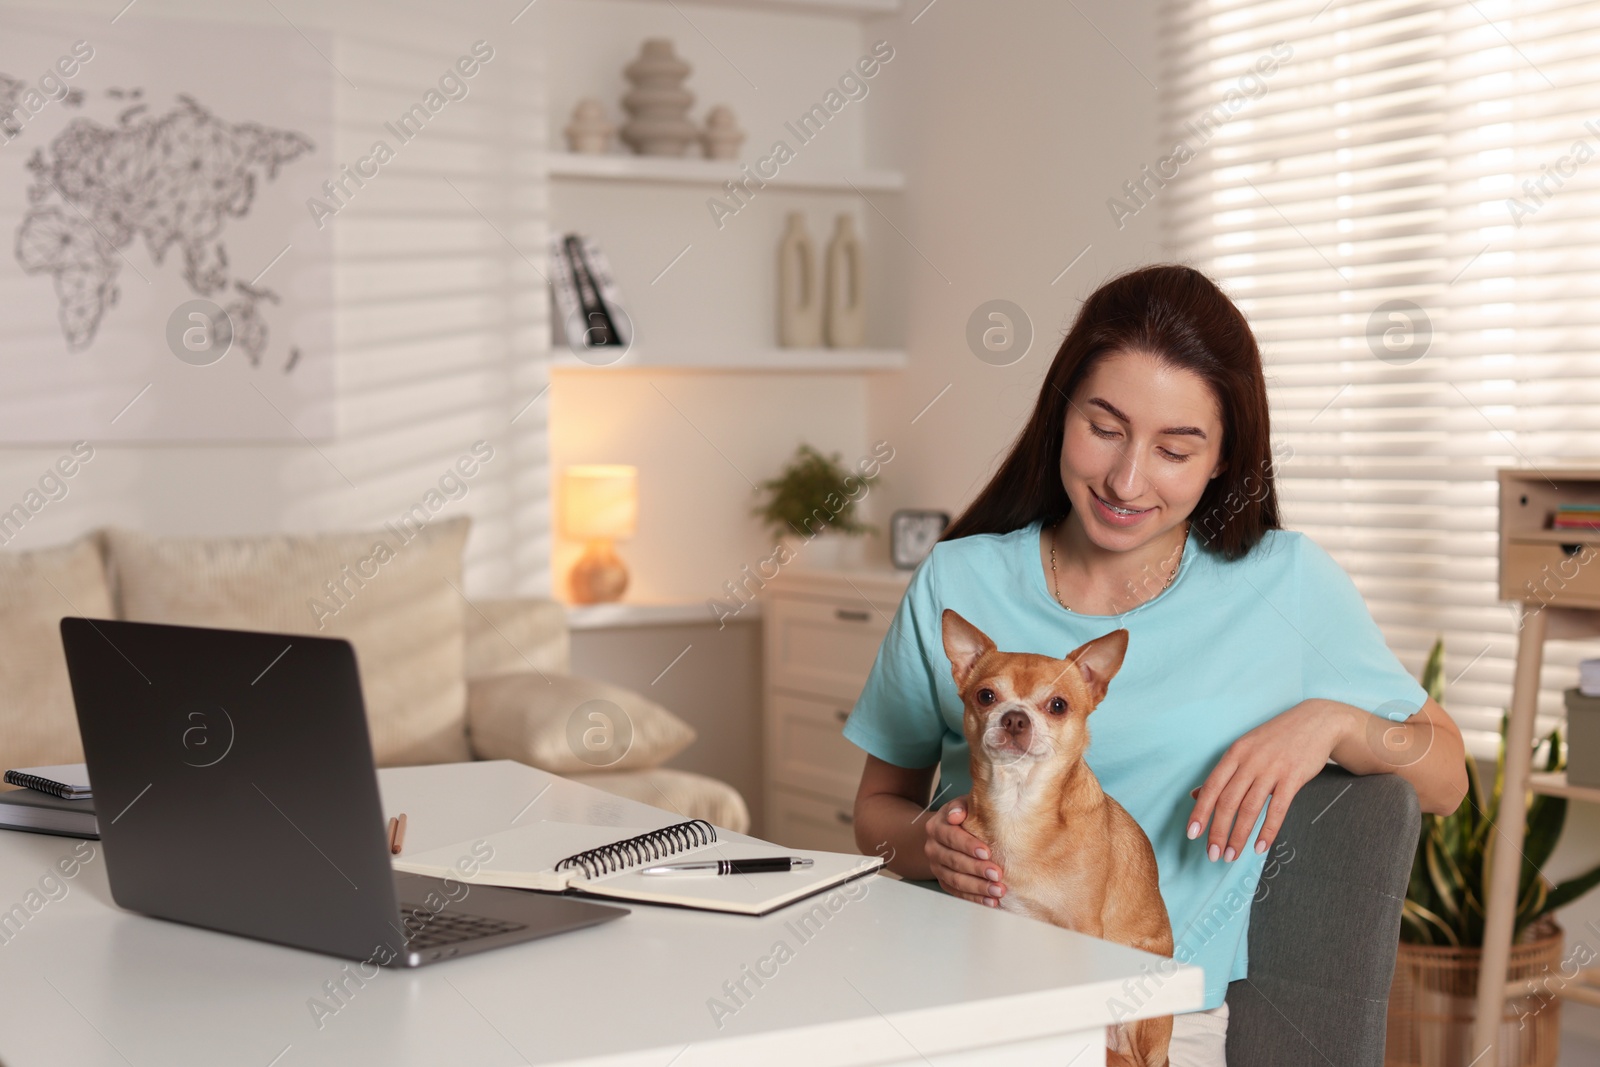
1000, 710, 1031, 744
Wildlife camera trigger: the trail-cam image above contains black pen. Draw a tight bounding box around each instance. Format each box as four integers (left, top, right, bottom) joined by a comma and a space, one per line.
640, 857, 815, 876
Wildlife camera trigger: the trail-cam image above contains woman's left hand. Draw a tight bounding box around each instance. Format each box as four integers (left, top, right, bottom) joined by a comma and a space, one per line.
1184, 700, 1356, 862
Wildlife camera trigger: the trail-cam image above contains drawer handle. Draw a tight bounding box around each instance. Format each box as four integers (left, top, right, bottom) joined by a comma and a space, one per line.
1560, 542, 1585, 557
835, 810, 854, 825
834, 607, 870, 622
835, 708, 850, 723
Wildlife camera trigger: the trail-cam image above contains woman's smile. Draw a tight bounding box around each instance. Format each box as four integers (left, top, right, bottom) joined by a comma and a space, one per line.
1089, 486, 1155, 527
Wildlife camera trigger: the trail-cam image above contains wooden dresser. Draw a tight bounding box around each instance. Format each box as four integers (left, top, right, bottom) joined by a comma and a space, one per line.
761, 565, 913, 853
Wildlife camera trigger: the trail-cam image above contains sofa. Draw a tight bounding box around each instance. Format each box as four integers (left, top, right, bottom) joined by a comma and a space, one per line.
0, 517, 750, 834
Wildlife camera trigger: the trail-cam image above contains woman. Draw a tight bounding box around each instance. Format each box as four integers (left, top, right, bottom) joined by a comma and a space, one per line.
842, 264, 1467, 1066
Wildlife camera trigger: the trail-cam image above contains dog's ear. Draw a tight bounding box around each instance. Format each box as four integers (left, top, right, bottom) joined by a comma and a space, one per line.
941, 609, 994, 689
1064, 628, 1129, 707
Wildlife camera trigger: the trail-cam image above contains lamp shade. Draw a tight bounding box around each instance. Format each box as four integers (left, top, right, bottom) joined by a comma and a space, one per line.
562, 465, 637, 541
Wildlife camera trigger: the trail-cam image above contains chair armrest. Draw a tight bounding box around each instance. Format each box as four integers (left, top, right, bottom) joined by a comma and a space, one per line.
1226, 766, 1420, 1067
466, 671, 696, 774
464, 597, 570, 680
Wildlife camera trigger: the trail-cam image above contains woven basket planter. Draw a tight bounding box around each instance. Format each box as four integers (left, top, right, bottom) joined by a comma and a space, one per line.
1385, 918, 1564, 1067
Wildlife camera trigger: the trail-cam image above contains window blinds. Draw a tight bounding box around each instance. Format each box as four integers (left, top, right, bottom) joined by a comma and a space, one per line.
1159, 0, 1600, 758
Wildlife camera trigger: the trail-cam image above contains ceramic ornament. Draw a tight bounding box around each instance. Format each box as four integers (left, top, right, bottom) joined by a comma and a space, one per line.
619, 39, 698, 157
700, 105, 745, 160
564, 98, 616, 154
824, 214, 866, 348
777, 212, 823, 347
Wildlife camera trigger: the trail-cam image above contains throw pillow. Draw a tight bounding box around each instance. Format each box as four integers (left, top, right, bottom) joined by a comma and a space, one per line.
104, 517, 472, 766
466, 671, 696, 774
0, 533, 115, 768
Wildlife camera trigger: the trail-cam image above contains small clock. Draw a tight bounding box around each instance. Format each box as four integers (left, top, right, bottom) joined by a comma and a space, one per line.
890, 509, 950, 570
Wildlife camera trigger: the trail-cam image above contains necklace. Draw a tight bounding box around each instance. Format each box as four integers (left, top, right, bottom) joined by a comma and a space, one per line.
1049, 518, 1189, 614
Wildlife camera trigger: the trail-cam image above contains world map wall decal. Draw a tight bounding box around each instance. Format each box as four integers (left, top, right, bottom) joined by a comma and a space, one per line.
14, 94, 315, 358
0, 15, 335, 442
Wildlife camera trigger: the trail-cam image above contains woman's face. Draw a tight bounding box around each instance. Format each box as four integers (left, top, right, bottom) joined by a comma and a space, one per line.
1060, 348, 1227, 550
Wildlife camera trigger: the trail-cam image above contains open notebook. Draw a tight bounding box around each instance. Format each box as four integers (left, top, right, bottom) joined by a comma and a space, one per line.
392, 818, 884, 916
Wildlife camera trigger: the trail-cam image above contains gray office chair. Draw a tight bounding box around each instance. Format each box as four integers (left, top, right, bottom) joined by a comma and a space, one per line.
1226, 766, 1421, 1067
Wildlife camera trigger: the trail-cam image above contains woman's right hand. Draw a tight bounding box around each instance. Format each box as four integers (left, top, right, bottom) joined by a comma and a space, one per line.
924, 793, 1006, 906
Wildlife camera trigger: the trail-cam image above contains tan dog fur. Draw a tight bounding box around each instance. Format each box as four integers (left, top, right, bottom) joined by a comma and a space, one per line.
941, 609, 1174, 1067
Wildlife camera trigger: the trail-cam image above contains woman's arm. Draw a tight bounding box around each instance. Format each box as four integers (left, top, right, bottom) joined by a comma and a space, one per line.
1326, 695, 1468, 814
852, 754, 1007, 906
1186, 695, 1469, 864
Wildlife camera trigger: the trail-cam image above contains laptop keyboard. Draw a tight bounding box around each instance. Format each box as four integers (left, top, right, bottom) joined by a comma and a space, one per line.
399, 904, 528, 951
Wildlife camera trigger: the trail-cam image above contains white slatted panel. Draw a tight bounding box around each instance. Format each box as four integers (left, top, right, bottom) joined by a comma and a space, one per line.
1160, 0, 1600, 757
0, 0, 551, 597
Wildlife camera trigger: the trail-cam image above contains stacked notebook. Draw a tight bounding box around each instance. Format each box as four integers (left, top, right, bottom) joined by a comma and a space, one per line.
394, 817, 883, 916
0, 763, 98, 838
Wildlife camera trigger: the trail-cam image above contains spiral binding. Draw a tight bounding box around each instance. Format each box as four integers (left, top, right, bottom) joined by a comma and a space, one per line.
3, 770, 87, 798
553, 818, 718, 880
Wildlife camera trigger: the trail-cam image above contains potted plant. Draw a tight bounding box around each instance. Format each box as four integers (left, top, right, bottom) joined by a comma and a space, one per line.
1385, 637, 1600, 1067
750, 443, 880, 568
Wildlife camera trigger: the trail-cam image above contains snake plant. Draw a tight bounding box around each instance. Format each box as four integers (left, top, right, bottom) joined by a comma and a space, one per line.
1400, 636, 1600, 946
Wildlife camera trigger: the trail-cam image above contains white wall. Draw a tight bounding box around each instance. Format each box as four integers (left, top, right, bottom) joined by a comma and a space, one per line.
0, 0, 551, 597
861, 0, 1166, 523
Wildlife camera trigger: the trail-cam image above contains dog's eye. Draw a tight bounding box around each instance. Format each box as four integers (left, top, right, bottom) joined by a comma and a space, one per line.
1048, 696, 1067, 715
976, 688, 995, 705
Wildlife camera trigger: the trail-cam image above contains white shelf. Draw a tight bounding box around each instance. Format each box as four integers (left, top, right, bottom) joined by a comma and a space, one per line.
549, 346, 907, 372
564, 600, 762, 629
1530, 770, 1600, 805
1509, 530, 1600, 545
588, 0, 903, 18
545, 151, 906, 193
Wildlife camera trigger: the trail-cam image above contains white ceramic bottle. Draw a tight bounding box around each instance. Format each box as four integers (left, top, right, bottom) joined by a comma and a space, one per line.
824, 213, 866, 348
777, 212, 823, 347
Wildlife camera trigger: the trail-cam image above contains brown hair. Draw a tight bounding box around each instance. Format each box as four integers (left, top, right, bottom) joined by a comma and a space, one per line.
940, 263, 1281, 561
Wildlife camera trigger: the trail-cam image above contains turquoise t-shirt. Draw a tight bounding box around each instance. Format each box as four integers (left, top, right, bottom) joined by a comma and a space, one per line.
841, 520, 1427, 1010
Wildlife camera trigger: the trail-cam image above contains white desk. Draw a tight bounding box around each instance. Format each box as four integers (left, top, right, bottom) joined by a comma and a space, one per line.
0, 761, 1203, 1066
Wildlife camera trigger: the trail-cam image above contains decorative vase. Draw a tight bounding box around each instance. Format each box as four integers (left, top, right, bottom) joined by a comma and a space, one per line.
823, 213, 865, 348
564, 98, 615, 154
777, 212, 822, 347
619, 39, 698, 157
1384, 918, 1564, 1067
780, 529, 864, 571
700, 105, 745, 160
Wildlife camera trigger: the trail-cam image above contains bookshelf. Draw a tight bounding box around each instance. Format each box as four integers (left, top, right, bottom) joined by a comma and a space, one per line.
540, 0, 909, 375
539, 0, 912, 615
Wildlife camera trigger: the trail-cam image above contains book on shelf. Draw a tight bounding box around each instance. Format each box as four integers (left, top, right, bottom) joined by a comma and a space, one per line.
1553, 503, 1600, 532
548, 232, 630, 351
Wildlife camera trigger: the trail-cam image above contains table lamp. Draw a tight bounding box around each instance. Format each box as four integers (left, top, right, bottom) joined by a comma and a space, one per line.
562, 464, 637, 604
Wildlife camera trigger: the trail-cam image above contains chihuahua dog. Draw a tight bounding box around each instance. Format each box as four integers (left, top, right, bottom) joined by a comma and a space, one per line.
941, 609, 1173, 1067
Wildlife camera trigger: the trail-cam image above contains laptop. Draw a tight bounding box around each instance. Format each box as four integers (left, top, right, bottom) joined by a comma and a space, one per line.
59, 616, 629, 967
